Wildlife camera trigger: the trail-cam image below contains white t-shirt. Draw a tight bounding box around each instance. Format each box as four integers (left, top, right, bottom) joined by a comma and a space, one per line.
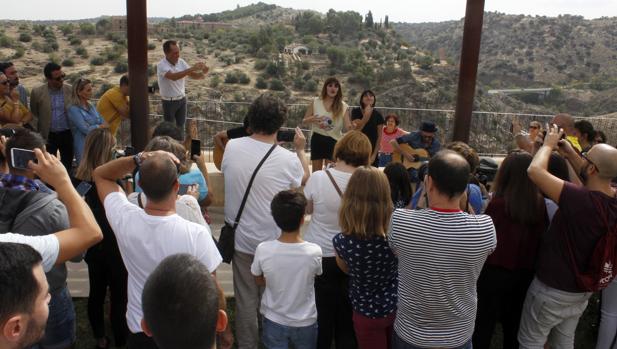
156, 57, 190, 98
303, 168, 352, 257
311, 97, 349, 140
251, 240, 322, 327
0, 233, 59, 272
222, 137, 304, 254
127, 192, 207, 227
104, 192, 222, 334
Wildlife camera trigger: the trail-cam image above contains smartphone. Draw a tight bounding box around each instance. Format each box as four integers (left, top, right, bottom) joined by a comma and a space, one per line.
277, 130, 296, 143
191, 139, 201, 158
0, 128, 15, 138
124, 146, 136, 157
178, 184, 192, 195
75, 181, 92, 196
10, 148, 37, 170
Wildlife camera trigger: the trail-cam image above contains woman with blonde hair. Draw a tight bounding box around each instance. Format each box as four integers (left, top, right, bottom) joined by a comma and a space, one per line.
68, 78, 106, 164
303, 77, 352, 172
303, 130, 372, 349
75, 128, 128, 349
333, 167, 397, 349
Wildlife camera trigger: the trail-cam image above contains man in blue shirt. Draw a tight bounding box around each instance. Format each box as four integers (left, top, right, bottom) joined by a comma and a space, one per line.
390, 121, 441, 183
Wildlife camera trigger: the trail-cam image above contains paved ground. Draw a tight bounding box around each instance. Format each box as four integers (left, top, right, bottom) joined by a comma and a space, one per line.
67, 206, 311, 298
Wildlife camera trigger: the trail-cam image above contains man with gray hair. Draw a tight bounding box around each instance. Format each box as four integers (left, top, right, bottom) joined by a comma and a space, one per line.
518, 125, 617, 349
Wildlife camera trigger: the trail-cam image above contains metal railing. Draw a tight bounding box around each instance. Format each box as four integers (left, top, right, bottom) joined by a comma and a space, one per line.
114, 99, 617, 159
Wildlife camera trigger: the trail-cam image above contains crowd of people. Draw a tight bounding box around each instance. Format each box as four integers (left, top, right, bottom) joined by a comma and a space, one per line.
1, 41, 617, 349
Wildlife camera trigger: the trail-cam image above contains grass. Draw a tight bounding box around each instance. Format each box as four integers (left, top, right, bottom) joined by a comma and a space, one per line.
72, 294, 601, 349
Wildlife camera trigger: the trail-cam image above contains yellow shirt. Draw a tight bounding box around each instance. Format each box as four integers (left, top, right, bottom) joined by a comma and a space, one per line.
96, 86, 128, 136
566, 135, 582, 152
0, 97, 30, 126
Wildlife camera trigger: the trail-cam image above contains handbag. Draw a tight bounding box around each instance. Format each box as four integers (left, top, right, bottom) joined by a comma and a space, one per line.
218, 143, 277, 263
325, 169, 343, 197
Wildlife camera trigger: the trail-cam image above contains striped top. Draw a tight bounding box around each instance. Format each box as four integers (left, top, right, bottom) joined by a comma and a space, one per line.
389, 208, 496, 348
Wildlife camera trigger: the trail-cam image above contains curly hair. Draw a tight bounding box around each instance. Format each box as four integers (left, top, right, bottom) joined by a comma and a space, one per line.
247, 94, 287, 135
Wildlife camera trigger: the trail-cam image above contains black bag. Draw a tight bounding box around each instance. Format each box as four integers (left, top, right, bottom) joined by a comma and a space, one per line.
217, 144, 277, 263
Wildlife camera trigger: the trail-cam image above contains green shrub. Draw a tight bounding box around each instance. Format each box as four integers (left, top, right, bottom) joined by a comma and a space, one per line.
61, 58, 74, 67
303, 80, 318, 92
209, 75, 220, 88
224, 73, 238, 84
269, 79, 285, 91
80, 23, 96, 35
255, 77, 268, 89
114, 62, 128, 73
75, 46, 89, 58
254, 60, 268, 70
0, 35, 13, 48
238, 73, 250, 85
90, 57, 106, 66
18, 33, 31, 42
147, 43, 156, 50
147, 64, 156, 77
12, 47, 25, 59
69, 37, 82, 46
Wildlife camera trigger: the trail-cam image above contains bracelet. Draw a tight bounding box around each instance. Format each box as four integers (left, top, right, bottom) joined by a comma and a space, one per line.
133, 152, 143, 167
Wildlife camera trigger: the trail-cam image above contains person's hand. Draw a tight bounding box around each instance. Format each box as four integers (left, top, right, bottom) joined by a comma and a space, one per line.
188, 119, 198, 140
351, 119, 361, 130
363, 106, 373, 118
29, 148, 71, 189
192, 153, 207, 170
0, 135, 6, 156
141, 150, 180, 165
193, 62, 205, 71
557, 136, 577, 158
186, 184, 199, 200
293, 127, 306, 151
9, 89, 20, 102
218, 330, 234, 349
543, 123, 564, 149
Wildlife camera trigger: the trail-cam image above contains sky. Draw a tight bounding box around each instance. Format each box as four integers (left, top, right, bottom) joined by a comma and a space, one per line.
2, 0, 616, 23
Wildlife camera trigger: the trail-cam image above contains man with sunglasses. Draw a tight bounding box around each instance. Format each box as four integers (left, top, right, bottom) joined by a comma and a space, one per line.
519, 125, 617, 349
30, 63, 74, 172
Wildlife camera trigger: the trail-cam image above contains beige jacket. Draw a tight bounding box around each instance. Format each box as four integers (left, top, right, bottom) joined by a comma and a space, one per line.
29, 83, 72, 139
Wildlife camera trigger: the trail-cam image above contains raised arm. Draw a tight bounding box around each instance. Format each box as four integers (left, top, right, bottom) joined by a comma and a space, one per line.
527, 125, 565, 203
29, 149, 102, 264
293, 127, 310, 186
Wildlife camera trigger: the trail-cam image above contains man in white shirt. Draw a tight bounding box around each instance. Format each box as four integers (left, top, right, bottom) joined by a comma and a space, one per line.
222, 94, 310, 349
93, 150, 232, 349
156, 40, 208, 138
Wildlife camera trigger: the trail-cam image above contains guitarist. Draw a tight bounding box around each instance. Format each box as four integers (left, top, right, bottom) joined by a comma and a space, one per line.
390, 121, 441, 183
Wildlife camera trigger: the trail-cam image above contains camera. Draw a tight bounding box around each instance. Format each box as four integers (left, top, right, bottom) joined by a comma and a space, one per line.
0, 128, 16, 138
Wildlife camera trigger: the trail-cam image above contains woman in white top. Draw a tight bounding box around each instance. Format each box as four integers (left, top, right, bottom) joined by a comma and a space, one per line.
303, 131, 372, 349
303, 77, 353, 172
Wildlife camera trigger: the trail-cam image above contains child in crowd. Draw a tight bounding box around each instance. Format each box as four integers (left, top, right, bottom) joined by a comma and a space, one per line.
251, 190, 323, 349
333, 167, 398, 349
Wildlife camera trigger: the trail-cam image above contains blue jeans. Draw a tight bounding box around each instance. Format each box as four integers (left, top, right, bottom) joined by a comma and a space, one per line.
30, 287, 76, 349
392, 331, 472, 349
378, 153, 392, 167
262, 317, 317, 349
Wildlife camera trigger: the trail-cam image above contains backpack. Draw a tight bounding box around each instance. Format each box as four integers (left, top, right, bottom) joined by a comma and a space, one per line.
0, 188, 38, 233
565, 195, 617, 292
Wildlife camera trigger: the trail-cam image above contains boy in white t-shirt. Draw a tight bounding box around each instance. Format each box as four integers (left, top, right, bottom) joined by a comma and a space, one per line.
251, 190, 322, 349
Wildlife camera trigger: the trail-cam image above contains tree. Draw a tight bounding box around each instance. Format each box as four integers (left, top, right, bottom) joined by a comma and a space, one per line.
294, 12, 324, 35
365, 11, 374, 28
384, 15, 390, 29
96, 19, 111, 34
80, 23, 96, 35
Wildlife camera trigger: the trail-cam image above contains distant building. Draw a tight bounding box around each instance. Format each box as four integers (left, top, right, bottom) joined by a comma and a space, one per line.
284, 44, 310, 55
176, 18, 233, 32
110, 16, 127, 32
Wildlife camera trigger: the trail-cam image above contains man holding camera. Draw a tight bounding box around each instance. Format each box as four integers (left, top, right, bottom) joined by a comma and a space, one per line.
518, 125, 617, 349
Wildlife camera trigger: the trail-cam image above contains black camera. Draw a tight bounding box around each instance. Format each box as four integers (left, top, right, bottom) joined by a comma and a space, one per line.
0, 128, 16, 138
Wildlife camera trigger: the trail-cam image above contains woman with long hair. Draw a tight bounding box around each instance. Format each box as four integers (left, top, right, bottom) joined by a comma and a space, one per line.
68, 78, 106, 164
303, 77, 352, 172
75, 128, 128, 349
303, 131, 372, 349
333, 167, 397, 349
472, 150, 547, 349
378, 114, 408, 167
350, 90, 384, 166
384, 162, 412, 209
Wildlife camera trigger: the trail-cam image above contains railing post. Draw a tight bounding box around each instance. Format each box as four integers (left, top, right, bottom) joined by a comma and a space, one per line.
452, 0, 485, 143
126, 0, 149, 151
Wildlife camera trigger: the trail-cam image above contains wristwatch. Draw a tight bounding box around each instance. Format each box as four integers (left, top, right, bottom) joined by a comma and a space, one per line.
133, 152, 143, 167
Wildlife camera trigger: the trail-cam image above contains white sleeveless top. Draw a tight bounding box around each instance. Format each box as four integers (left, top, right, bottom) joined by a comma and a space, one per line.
311, 97, 348, 140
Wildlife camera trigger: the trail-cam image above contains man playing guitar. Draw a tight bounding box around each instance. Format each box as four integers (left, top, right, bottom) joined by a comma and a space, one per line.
390, 121, 441, 183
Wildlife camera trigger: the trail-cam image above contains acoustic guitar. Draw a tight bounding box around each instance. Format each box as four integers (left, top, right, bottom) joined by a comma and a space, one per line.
392, 144, 430, 169
213, 138, 227, 171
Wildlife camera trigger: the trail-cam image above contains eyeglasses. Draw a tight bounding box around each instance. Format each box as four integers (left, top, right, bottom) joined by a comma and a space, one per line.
581, 152, 598, 169
52, 73, 66, 82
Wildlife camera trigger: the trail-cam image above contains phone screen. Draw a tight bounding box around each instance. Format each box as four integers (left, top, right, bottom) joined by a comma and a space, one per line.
76, 181, 92, 196
10, 148, 37, 170
191, 139, 201, 158
178, 184, 191, 195
276, 130, 295, 143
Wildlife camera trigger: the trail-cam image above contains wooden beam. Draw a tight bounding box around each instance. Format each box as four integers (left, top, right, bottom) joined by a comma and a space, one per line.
126, 0, 149, 151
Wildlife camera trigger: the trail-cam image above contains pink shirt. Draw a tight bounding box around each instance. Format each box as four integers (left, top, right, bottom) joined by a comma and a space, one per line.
380, 128, 406, 154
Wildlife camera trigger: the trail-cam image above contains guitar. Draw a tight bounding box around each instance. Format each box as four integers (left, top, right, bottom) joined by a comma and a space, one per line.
213, 138, 227, 171
391, 144, 430, 169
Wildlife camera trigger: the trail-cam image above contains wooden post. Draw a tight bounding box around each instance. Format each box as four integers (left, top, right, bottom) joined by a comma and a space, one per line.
126, 0, 149, 150
452, 0, 485, 143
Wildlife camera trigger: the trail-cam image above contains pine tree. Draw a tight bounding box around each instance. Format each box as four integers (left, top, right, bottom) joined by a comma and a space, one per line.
384, 15, 390, 29
365, 11, 374, 28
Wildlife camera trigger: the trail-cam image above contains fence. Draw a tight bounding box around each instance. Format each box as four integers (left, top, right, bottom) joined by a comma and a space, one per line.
114, 99, 617, 159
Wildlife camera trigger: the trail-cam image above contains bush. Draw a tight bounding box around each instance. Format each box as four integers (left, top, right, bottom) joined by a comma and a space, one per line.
254, 59, 268, 70
238, 73, 250, 85
12, 47, 25, 59
80, 23, 96, 35
210, 75, 220, 88
224, 73, 239, 84
304, 80, 318, 92
18, 33, 31, 42
90, 57, 106, 66
269, 79, 285, 91
114, 62, 128, 73
255, 77, 268, 89
147, 43, 156, 50
61, 58, 74, 67
69, 37, 82, 46
147, 64, 156, 77
0, 35, 13, 48
75, 46, 88, 58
